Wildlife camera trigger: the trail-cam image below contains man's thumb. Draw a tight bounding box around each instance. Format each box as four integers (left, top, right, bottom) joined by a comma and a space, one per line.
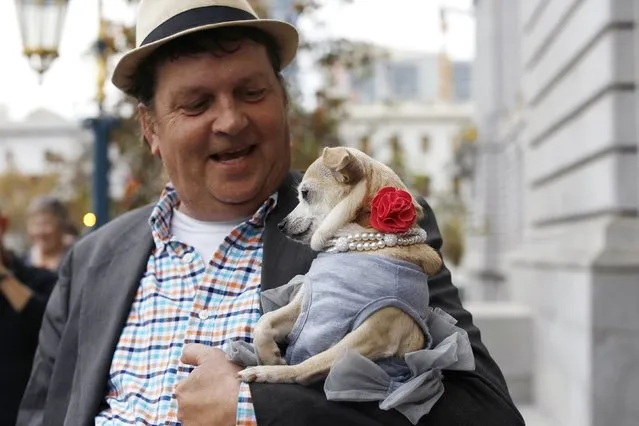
180, 343, 211, 366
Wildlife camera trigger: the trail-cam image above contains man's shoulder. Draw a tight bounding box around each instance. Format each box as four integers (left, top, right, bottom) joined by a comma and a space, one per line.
71, 204, 154, 261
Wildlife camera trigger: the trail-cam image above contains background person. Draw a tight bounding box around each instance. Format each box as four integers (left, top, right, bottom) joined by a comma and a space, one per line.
24, 196, 71, 272
0, 205, 57, 426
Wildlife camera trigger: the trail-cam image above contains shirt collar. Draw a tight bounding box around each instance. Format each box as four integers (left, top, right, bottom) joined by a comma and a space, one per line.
148, 183, 278, 250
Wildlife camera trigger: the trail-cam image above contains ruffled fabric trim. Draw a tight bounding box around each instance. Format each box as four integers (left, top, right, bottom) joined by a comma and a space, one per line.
323, 307, 475, 424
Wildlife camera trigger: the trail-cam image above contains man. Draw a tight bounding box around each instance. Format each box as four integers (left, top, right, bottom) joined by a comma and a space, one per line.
19, 1, 525, 425
0, 206, 57, 426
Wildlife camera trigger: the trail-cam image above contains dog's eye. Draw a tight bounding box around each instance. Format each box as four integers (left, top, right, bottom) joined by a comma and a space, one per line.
301, 188, 310, 201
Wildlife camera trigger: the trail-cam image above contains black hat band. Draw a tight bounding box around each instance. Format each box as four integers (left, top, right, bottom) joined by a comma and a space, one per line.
142, 5, 257, 46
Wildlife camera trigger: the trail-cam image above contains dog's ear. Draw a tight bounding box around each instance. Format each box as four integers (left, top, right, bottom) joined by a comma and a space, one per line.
321, 147, 363, 184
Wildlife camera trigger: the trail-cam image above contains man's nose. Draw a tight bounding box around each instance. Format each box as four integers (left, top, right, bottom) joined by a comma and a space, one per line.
212, 98, 248, 136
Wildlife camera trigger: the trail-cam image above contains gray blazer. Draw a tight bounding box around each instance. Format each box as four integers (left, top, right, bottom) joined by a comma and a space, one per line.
18, 172, 524, 426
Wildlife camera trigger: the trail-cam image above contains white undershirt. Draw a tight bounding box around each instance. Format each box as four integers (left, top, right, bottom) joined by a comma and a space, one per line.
170, 208, 248, 261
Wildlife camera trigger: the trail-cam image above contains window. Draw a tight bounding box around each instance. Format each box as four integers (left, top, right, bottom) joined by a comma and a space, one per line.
452, 61, 472, 102
421, 135, 431, 152
386, 63, 418, 101
350, 73, 376, 103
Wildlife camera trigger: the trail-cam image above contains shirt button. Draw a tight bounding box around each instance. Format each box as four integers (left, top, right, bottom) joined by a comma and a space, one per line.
183, 252, 194, 263
198, 310, 210, 320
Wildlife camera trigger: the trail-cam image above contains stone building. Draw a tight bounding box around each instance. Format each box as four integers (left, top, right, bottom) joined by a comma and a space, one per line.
468, 1, 639, 425
333, 48, 475, 199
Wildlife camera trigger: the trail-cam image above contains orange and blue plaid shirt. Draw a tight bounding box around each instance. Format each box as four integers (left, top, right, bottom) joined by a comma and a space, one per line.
96, 184, 275, 425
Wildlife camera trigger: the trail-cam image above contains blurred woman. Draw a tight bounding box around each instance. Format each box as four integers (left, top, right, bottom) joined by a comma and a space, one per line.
24, 196, 71, 272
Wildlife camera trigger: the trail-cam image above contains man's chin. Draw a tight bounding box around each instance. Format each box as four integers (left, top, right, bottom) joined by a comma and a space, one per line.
211, 184, 266, 207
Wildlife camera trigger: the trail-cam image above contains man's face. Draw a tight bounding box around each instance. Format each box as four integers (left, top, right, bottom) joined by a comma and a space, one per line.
139, 40, 290, 220
27, 212, 64, 252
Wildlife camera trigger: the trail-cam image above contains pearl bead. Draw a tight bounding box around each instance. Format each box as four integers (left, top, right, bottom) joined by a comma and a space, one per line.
377, 241, 386, 249
356, 243, 363, 251
347, 234, 354, 241
335, 237, 349, 252
375, 233, 383, 240
354, 233, 361, 240
384, 234, 398, 246
363, 242, 371, 250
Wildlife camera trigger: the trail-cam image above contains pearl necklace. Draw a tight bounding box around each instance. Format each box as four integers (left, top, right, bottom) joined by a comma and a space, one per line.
323, 228, 428, 253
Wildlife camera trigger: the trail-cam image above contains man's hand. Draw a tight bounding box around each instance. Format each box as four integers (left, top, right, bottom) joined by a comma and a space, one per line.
176, 343, 242, 426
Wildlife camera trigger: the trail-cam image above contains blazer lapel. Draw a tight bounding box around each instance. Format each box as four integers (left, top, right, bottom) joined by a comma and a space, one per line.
262, 172, 317, 292
74, 219, 154, 424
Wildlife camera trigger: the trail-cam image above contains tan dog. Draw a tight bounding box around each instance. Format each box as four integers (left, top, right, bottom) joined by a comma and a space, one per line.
239, 146, 442, 384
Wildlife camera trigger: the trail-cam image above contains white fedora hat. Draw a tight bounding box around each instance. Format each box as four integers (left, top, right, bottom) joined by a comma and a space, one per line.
112, 0, 299, 95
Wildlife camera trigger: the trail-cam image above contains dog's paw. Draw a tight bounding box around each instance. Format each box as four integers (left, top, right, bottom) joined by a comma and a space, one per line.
257, 349, 288, 366
253, 330, 288, 366
310, 232, 329, 251
238, 366, 299, 383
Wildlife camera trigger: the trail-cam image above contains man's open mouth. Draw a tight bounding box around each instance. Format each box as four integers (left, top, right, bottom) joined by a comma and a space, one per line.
210, 146, 255, 162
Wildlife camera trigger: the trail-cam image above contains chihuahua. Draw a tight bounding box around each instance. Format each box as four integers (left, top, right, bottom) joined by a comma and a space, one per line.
239, 146, 442, 384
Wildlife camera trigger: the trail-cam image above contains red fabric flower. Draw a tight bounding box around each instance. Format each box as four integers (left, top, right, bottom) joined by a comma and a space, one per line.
370, 187, 416, 233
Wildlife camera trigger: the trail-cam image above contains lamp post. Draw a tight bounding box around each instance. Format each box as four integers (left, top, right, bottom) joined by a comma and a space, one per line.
15, 0, 118, 229
83, 0, 119, 229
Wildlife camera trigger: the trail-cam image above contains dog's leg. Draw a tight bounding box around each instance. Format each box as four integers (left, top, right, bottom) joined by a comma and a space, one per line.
240, 307, 424, 384
252, 288, 305, 365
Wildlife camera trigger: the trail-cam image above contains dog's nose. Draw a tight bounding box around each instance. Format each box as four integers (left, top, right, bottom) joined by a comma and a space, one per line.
277, 220, 286, 231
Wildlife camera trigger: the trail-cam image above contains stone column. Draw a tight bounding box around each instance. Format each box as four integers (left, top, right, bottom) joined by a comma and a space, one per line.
511, 0, 639, 425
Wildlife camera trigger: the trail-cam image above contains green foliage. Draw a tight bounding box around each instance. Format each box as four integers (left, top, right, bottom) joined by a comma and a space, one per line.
412, 174, 431, 198
0, 152, 60, 233
432, 192, 467, 267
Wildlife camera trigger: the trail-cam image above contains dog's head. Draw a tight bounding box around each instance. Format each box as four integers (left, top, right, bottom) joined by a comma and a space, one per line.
278, 147, 424, 250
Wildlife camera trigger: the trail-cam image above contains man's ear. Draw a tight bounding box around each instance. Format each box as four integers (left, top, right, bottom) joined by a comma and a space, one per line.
321, 147, 363, 184
137, 103, 160, 156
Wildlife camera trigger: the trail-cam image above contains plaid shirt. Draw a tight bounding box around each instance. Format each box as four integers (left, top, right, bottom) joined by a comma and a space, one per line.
96, 185, 275, 425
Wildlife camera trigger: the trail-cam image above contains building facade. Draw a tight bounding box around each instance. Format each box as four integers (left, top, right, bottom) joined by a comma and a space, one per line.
469, 1, 639, 425
334, 49, 475, 199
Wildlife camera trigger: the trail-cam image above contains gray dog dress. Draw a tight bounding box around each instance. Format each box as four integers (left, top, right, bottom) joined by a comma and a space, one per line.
225, 252, 475, 425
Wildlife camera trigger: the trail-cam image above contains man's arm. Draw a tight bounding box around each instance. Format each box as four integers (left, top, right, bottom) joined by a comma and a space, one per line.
249, 198, 524, 426
16, 251, 73, 426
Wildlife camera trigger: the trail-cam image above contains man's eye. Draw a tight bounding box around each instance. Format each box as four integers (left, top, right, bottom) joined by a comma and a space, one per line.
182, 100, 209, 115
243, 88, 266, 102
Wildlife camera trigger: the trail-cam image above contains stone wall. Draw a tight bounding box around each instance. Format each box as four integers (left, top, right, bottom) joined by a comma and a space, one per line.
471, 0, 639, 425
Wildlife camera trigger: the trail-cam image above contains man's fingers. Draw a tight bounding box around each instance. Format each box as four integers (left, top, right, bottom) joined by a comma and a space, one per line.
180, 343, 212, 366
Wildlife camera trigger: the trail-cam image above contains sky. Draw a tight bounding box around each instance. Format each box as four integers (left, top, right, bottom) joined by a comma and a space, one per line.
0, 0, 475, 121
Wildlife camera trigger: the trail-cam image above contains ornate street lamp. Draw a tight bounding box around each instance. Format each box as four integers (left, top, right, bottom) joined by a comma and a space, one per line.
14, 0, 70, 80
15, 0, 119, 230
